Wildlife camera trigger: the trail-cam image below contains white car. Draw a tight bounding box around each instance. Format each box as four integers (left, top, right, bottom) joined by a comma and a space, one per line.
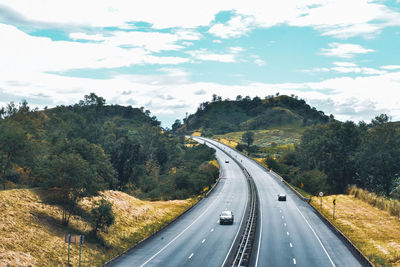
219, 210, 234, 225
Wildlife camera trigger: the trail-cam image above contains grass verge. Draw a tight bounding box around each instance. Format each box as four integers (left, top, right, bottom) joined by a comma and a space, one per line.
0, 189, 196, 266
311, 194, 400, 266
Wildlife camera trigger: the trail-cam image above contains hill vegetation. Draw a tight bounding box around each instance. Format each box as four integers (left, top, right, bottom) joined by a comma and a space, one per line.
175, 94, 333, 135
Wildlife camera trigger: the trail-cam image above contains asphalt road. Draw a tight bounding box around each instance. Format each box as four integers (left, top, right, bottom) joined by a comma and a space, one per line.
108, 140, 249, 267
202, 138, 362, 267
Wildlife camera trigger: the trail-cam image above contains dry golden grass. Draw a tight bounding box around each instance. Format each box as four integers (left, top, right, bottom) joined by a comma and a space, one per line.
0, 189, 196, 266
311, 194, 400, 266
191, 132, 202, 137
217, 138, 238, 148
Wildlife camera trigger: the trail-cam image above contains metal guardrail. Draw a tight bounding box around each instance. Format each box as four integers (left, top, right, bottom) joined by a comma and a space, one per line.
196, 137, 258, 267
205, 138, 373, 267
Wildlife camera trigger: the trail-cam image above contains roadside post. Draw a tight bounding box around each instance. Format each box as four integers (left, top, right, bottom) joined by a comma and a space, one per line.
333, 198, 336, 219
65, 234, 84, 266
65, 234, 71, 266
319, 192, 324, 209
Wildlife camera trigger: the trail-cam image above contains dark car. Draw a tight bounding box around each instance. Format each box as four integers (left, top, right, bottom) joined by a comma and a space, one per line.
225, 160, 229, 163
278, 194, 286, 201
219, 210, 234, 225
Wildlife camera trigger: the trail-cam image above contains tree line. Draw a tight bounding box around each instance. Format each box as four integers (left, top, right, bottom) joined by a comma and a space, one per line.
0, 94, 218, 227
267, 114, 400, 198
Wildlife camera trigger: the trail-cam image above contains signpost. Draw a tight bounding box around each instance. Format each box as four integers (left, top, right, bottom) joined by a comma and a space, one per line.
65, 234, 84, 266
319, 192, 324, 209
333, 199, 336, 219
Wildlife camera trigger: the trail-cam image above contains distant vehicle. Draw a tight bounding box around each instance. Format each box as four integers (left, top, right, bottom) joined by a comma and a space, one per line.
219, 210, 234, 225
225, 160, 229, 163
278, 194, 286, 201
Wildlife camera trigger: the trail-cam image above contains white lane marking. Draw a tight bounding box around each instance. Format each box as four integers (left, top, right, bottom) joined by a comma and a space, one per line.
210, 228, 214, 232
287, 232, 290, 236
293, 258, 296, 264
189, 253, 194, 259
202, 239, 206, 244
282, 216, 284, 219
280, 210, 282, 213
294, 205, 336, 267
217, 219, 219, 223
284, 223, 287, 227
255, 200, 263, 267
140, 192, 220, 266
290, 242, 293, 247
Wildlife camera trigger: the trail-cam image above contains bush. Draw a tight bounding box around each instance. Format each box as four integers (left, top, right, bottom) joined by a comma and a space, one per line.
291, 169, 328, 195
90, 199, 115, 237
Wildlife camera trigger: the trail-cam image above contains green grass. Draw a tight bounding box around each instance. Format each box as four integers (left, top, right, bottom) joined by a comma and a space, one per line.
214, 125, 305, 157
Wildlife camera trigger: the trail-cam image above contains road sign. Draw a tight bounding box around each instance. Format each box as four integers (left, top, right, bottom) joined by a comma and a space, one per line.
65, 234, 84, 244
333, 199, 336, 205
300, 182, 304, 188
319, 192, 324, 197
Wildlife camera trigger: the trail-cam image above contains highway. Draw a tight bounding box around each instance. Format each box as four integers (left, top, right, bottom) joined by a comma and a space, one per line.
108, 140, 249, 267
202, 137, 362, 267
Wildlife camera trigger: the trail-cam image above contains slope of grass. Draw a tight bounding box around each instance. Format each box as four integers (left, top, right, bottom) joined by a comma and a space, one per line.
0, 189, 196, 266
214, 125, 304, 157
311, 194, 400, 266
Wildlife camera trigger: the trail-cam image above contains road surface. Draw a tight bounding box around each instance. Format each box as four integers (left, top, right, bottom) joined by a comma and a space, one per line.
202, 137, 362, 267
108, 140, 249, 267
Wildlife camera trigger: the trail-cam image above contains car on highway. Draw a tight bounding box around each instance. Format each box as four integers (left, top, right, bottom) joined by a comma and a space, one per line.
278, 194, 286, 201
225, 160, 229, 163
219, 210, 234, 225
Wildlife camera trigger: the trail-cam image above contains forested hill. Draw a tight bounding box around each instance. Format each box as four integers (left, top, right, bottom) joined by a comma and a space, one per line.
176, 94, 334, 135
0, 93, 218, 203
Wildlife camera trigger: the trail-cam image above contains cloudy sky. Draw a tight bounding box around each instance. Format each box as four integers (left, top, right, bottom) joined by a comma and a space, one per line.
0, 0, 399, 127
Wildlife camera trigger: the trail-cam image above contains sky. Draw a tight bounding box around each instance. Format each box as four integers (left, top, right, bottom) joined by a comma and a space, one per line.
0, 0, 399, 127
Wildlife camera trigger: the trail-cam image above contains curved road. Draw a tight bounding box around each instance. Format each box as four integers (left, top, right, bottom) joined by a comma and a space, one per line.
108, 140, 249, 267
202, 137, 362, 267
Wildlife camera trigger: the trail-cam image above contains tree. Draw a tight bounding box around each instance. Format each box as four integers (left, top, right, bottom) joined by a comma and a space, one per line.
171, 119, 182, 132
357, 114, 400, 196
40, 138, 116, 225
0, 121, 29, 189
242, 131, 255, 147
90, 199, 115, 237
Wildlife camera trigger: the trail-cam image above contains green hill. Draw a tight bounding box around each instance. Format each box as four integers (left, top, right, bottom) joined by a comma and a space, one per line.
179, 95, 333, 135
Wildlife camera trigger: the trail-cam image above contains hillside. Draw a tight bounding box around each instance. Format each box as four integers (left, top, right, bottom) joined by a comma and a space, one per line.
0, 94, 219, 200
0, 188, 196, 266
179, 95, 333, 135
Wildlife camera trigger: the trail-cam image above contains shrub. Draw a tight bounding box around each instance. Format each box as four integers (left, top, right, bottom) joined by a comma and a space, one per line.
291, 169, 328, 195
91, 199, 115, 237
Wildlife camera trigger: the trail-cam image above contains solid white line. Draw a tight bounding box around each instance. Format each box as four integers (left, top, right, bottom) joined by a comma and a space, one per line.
293, 258, 296, 264
294, 205, 336, 267
140, 192, 220, 266
221, 162, 249, 267
202, 239, 206, 244
189, 253, 194, 259
255, 202, 263, 267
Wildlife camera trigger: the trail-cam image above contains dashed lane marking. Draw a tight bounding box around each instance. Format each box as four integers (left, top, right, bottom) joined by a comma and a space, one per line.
189, 253, 194, 259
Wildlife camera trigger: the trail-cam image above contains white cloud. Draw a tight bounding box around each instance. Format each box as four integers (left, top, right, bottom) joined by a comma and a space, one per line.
212, 40, 222, 43
320, 43, 374, 58
229, 47, 245, 53
254, 59, 266, 66
381, 65, 400, 70
331, 67, 386, 75
209, 15, 254, 39
0, 23, 190, 74
187, 49, 236, 63
1, 0, 399, 40
333, 62, 358, 67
